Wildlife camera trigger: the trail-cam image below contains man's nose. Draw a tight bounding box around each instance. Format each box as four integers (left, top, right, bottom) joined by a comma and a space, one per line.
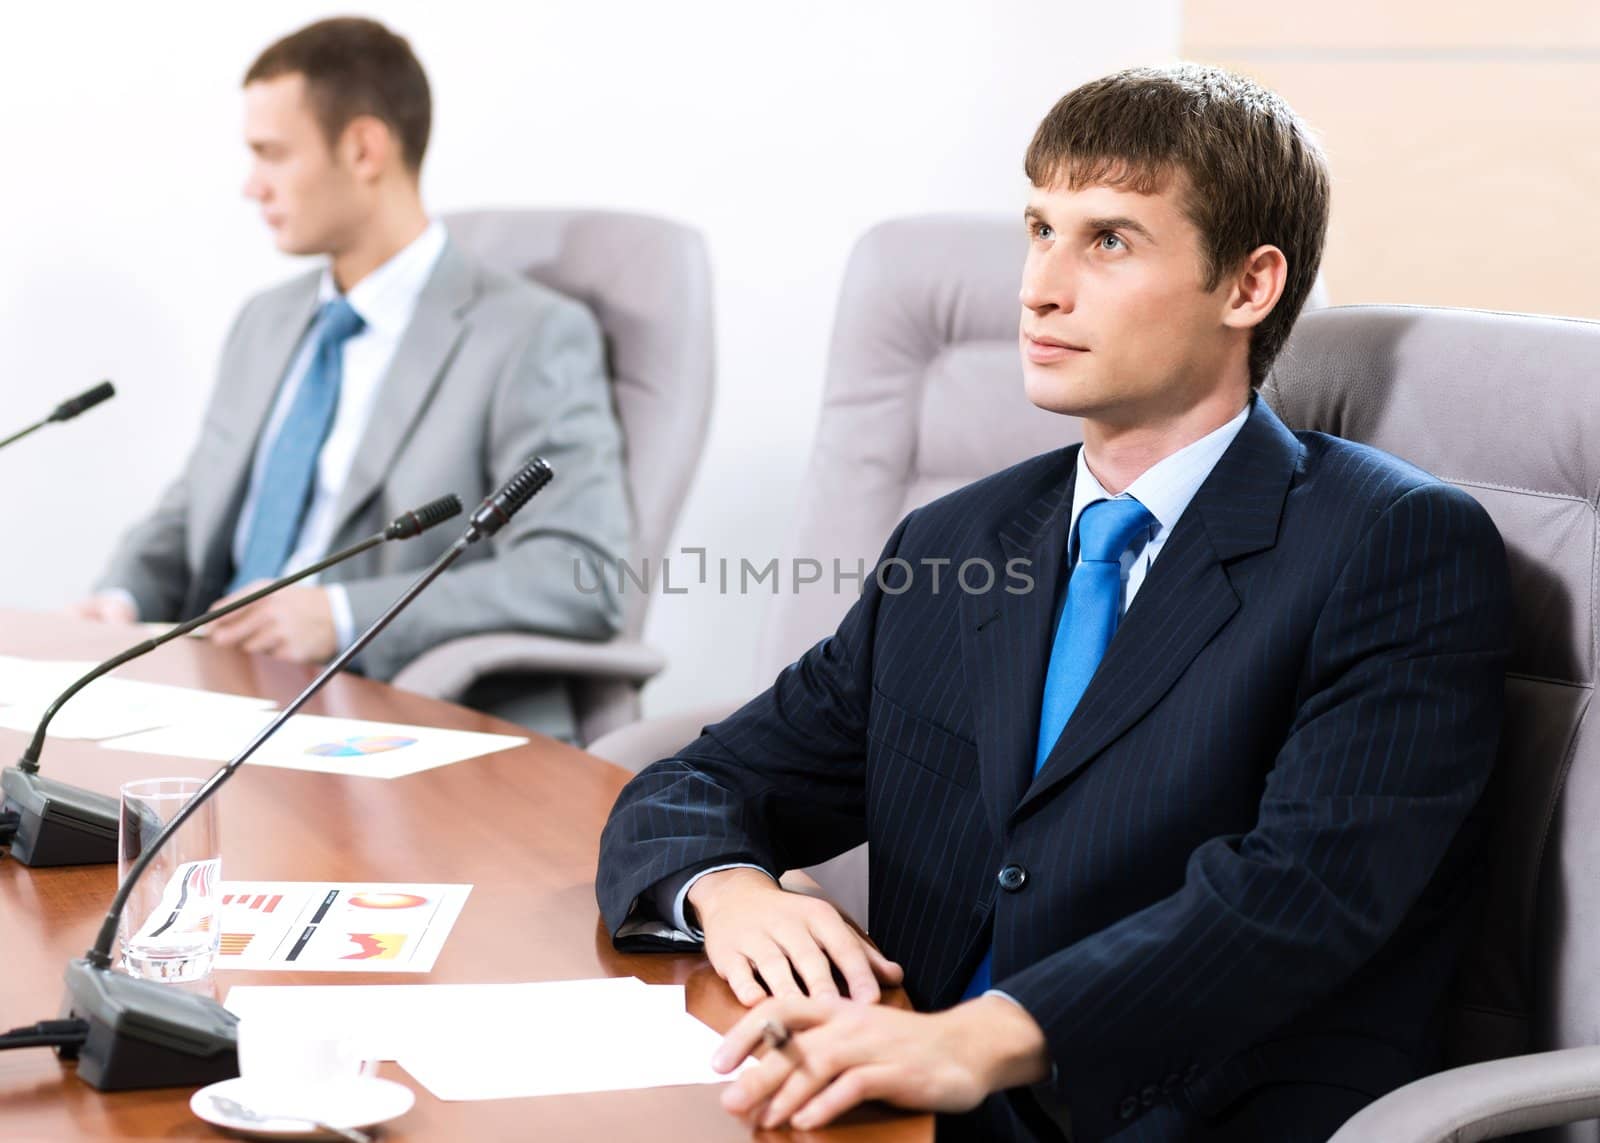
1020, 252, 1073, 315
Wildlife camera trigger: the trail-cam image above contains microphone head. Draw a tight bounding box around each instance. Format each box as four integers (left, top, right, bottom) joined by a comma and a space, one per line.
384, 494, 464, 541
50, 381, 116, 423
468, 457, 553, 541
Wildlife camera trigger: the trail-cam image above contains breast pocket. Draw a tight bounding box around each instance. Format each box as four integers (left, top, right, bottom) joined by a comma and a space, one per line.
867, 687, 980, 789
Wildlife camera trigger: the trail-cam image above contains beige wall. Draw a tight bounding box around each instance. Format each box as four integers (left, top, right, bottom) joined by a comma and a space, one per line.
1183, 0, 1600, 319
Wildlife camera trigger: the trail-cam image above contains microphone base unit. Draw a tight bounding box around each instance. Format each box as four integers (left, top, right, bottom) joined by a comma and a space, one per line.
0, 766, 119, 867
59, 958, 238, 1090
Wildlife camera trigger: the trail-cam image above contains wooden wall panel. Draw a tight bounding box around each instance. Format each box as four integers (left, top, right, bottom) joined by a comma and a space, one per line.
1183, 3, 1600, 319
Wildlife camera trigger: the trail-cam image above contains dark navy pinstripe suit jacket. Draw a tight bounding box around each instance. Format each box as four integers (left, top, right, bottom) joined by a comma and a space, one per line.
598, 398, 1512, 1141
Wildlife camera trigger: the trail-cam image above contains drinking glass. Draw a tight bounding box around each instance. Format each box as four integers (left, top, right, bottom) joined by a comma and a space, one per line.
117, 776, 220, 983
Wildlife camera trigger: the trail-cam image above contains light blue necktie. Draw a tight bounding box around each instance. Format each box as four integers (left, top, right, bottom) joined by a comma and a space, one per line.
963, 496, 1155, 999
228, 298, 366, 592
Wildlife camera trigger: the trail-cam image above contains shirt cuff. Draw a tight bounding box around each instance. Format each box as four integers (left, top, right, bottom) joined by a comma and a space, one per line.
324, 584, 356, 652
671, 863, 774, 939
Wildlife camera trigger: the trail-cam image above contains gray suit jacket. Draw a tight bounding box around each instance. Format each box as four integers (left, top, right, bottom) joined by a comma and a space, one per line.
98, 241, 631, 683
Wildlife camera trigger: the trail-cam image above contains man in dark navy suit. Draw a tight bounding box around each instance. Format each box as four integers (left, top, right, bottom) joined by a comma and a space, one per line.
598, 65, 1511, 1141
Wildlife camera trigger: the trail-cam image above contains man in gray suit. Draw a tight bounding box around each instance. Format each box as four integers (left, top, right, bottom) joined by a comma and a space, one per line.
71, 18, 630, 738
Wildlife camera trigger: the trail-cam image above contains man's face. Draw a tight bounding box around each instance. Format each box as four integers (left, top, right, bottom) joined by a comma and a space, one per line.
1019, 175, 1240, 427
241, 74, 366, 256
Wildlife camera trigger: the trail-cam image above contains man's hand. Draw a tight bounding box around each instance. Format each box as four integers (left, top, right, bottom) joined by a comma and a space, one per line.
68, 594, 138, 624
688, 868, 904, 1005
205, 583, 337, 663
713, 994, 1050, 1130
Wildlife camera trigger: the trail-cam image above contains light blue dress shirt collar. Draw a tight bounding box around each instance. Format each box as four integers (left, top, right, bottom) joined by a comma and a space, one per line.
980, 399, 1253, 1018
1068, 398, 1253, 564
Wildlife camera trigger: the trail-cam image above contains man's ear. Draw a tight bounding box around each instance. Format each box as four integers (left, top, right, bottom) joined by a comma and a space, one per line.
1221, 245, 1288, 332
338, 114, 393, 184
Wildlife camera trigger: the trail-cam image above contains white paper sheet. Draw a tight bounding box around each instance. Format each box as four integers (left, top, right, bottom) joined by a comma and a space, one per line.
223, 978, 747, 1099
100, 712, 526, 778
214, 882, 471, 973
225, 978, 652, 1060
0, 656, 275, 741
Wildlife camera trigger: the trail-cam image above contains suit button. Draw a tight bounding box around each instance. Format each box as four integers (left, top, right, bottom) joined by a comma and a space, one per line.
997, 864, 1028, 892
1140, 1084, 1159, 1108
1117, 1096, 1137, 1120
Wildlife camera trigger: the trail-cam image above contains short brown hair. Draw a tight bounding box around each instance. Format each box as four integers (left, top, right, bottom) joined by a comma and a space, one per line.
245, 18, 431, 173
1026, 64, 1329, 386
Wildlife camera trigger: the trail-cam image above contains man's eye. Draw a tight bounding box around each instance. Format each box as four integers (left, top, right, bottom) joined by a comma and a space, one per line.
1031, 222, 1053, 240
1098, 232, 1124, 251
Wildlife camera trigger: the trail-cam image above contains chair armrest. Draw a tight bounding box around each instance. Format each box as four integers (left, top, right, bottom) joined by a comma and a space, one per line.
1327, 1046, 1600, 1143
391, 633, 667, 702
584, 700, 743, 772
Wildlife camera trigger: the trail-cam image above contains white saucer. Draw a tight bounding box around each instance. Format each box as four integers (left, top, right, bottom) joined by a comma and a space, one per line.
190, 1075, 414, 1139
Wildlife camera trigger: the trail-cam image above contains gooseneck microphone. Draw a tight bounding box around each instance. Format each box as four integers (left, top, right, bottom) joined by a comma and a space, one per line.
0, 381, 116, 453
0, 494, 463, 868
39, 459, 552, 1091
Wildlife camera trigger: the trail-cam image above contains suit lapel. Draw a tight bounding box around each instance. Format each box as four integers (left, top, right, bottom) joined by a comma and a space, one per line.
327, 243, 478, 540
1013, 398, 1305, 819
960, 452, 1077, 841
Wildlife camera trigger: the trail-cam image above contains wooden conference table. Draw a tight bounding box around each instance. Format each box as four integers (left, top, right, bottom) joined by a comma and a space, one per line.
0, 611, 931, 1142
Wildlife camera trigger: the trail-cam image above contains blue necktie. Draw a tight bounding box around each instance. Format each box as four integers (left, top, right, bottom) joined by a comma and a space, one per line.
228, 298, 366, 592
963, 495, 1155, 998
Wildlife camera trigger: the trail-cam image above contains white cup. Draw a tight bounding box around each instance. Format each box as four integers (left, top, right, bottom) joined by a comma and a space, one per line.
236, 1016, 378, 1100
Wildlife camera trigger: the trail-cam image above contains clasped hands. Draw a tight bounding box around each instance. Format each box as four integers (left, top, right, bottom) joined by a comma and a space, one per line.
689, 868, 1049, 1131
70, 582, 337, 663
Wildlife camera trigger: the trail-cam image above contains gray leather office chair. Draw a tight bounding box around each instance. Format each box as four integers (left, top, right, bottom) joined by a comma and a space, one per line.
391, 209, 714, 745
1268, 307, 1600, 1143
588, 213, 1326, 924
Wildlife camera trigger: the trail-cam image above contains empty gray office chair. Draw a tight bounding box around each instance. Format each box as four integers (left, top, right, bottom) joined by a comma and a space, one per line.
1260, 306, 1600, 1143
590, 214, 1326, 925
391, 210, 714, 745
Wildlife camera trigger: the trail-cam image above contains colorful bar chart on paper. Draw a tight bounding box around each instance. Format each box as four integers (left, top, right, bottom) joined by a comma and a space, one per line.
214, 881, 471, 973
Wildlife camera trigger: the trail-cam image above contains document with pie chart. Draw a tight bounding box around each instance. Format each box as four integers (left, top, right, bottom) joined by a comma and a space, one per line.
214, 881, 471, 972
100, 712, 527, 778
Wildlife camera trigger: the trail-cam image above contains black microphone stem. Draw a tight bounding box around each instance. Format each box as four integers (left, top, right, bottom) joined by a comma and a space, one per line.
16, 532, 386, 774
0, 420, 48, 452
86, 534, 473, 967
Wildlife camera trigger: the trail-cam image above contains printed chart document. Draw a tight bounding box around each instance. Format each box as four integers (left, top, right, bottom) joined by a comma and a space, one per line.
101, 712, 527, 778
214, 882, 471, 972
224, 978, 747, 1099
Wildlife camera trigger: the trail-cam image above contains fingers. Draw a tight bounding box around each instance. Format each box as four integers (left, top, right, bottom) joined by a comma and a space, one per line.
240, 623, 284, 656
68, 597, 135, 624
757, 1034, 854, 1128
779, 927, 841, 1002
209, 607, 268, 648
791, 1064, 898, 1130
711, 949, 769, 1008
713, 997, 823, 1073
809, 913, 880, 1002
864, 941, 905, 986
752, 942, 807, 1001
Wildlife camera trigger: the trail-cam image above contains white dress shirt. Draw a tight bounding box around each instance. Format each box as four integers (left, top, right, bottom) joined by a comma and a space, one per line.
661, 400, 1254, 942
229, 221, 449, 647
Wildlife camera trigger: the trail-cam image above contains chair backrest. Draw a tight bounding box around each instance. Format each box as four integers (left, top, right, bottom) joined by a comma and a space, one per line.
753, 215, 1068, 680
443, 209, 715, 642
1262, 305, 1600, 1079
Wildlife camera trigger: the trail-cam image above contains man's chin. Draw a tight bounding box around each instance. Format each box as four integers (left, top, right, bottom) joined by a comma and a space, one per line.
1022, 370, 1105, 418
269, 229, 324, 258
